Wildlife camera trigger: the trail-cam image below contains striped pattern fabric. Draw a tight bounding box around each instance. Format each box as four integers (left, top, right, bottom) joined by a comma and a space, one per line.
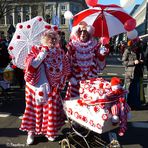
20, 45, 70, 139
111, 104, 119, 116
73, 4, 135, 38
20, 84, 65, 138
65, 82, 80, 100
65, 39, 107, 100
24, 46, 41, 86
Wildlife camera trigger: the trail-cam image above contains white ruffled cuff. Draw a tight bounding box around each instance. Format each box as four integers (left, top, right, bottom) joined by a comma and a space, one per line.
31, 50, 48, 68
99, 46, 108, 56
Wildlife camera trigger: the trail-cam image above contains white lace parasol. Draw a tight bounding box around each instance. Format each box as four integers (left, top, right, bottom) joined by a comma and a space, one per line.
8, 16, 58, 69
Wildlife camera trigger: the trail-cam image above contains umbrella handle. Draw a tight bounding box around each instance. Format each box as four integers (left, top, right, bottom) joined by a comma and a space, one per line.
101, 16, 104, 37
100, 10, 104, 37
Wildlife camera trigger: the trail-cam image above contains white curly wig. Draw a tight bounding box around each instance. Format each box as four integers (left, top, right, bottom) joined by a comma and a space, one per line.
70, 21, 95, 39
41, 30, 60, 45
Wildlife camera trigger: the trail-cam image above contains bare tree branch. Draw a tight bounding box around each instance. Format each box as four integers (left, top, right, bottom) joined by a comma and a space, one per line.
0, 0, 14, 19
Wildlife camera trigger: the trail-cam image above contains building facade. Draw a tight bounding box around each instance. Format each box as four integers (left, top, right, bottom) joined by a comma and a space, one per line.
0, 0, 87, 38
115, 0, 148, 45
130, 0, 148, 40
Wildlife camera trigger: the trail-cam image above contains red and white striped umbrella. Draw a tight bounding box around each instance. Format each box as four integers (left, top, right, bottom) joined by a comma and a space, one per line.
73, 4, 135, 38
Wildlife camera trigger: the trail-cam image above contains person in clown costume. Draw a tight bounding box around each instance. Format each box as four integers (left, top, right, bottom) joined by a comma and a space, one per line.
65, 21, 110, 99
20, 30, 70, 145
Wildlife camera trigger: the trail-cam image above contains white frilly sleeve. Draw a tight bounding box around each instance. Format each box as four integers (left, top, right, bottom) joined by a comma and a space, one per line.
31, 48, 48, 68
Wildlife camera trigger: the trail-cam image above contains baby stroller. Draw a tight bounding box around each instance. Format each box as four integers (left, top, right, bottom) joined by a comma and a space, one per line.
0, 64, 14, 104
60, 77, 131, 148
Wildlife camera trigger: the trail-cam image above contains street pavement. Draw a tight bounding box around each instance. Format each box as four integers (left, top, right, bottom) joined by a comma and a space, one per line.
0, 54, 148, 148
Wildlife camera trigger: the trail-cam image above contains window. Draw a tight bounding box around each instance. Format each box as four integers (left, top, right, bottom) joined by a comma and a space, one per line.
71, 5, 80, 14
61, 15, 65, 25
26, 15, 29, 21
8, 15, 13, 24
45, 5, 52, 10
17, 15, 21, 23
31, 6, 38, 17
6, 15, 13, 24
61, 5, 67, 11
0, 17, 5, 25
24, 6, 29, 13
16, 6, 21, 13
45, 15, 51, 23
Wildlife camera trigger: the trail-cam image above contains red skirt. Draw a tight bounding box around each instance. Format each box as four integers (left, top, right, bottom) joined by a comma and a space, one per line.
20, 84, 65, 138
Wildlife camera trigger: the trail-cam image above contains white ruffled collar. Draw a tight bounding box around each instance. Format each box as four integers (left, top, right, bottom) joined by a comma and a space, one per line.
72, 39, 97, 47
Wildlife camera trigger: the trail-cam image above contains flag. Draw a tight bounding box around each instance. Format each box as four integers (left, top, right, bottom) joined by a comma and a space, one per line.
52, 15, 60, 27
68, 18, 73, 32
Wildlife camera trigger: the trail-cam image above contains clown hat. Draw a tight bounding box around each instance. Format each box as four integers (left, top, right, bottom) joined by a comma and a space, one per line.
111, 77, 122, 91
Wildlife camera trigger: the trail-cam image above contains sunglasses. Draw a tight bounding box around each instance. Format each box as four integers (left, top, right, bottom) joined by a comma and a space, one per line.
79, 30, 88, 34
49, 37, 57, 41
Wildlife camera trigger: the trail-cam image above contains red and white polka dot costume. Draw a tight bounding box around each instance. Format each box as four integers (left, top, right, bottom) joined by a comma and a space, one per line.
65, 38, 109, 100
20, 45, 70, 139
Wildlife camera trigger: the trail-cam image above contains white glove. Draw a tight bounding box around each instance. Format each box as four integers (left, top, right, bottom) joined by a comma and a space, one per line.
99, 45, 108, 56
31, 47, 48, 68
70, 77, 78, 85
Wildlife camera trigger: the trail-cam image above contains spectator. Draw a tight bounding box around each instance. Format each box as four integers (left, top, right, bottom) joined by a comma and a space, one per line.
142, 40, 148, 72
3, 36, 11, 47
144, 45, 148, 72
109, 38, 114, 55
0, 41, 10, 68
119, 41, 127, 55
58, 31, 67, 54
122, 39, 145, 109
13, 67, 25, 88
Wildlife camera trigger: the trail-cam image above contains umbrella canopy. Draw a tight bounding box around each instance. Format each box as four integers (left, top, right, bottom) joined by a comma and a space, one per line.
8, 16, 58, 69
73, 4, 135, 38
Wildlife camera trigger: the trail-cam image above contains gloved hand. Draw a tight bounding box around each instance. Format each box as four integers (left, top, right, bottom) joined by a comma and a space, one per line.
99, 45, 108, 56
70, 77, 78, 85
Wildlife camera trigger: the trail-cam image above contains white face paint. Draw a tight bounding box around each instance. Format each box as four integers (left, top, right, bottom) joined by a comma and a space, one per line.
41, 31, 59, 49
41, 36, 58, 49
79, 29, 90, 42
47, 37, 57, 49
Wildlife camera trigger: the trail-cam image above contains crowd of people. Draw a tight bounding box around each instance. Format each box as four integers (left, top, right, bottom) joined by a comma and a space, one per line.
0, 20, 147, 145
0, 36, 25, 88
0, 36, 11, 68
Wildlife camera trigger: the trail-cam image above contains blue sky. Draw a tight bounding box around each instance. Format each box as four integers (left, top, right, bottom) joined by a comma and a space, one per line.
98, 0, 144, 13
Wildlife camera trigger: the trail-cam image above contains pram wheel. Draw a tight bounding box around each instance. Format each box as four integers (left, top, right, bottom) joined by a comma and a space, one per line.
61, 138, 71, 148
108, 132, 121, 148
108, 139, 121, 148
